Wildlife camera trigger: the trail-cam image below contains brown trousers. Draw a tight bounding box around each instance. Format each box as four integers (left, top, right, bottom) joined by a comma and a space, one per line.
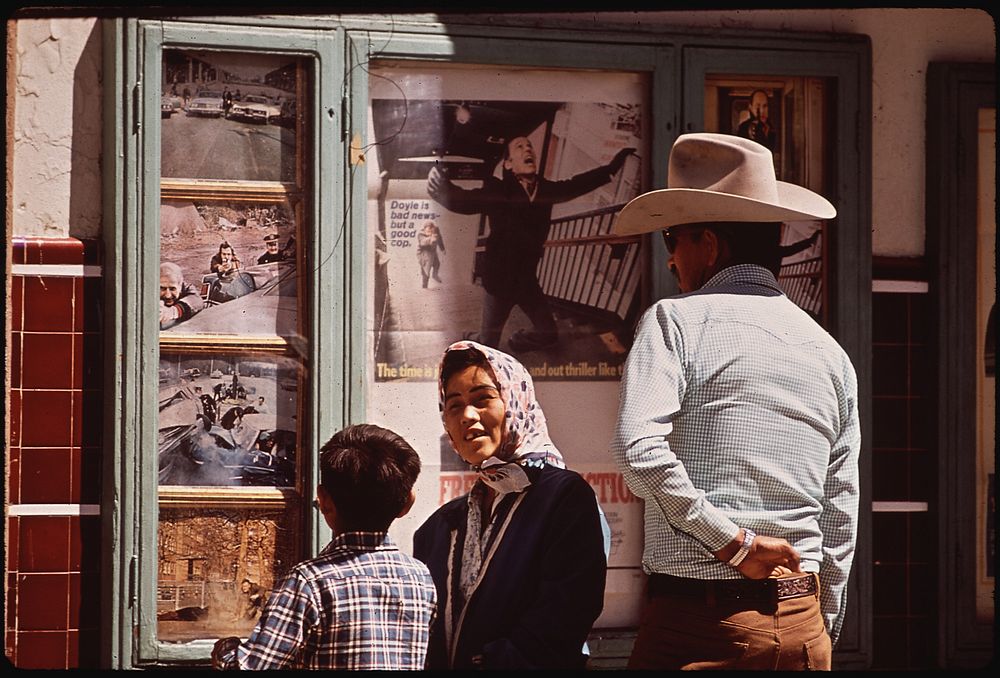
627, 576, 832, 670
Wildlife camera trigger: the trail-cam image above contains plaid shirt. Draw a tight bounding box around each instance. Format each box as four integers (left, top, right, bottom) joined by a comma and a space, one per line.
215, 531, 437, 669
612, 264, 860, 645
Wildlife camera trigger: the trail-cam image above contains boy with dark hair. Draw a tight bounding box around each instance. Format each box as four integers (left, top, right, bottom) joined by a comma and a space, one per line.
212, 424, 437, 670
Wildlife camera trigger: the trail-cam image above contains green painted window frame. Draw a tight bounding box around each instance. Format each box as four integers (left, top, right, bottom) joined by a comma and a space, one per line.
103, 18, 348, 667
104, 14, 871, 669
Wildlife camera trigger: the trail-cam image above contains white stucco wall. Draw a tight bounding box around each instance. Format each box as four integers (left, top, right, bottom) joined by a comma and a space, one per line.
8, 9, 995, 251
10, 18, 103, 239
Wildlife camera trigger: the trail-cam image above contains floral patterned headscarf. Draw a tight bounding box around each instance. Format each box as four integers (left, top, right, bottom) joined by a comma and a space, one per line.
439, 341, 567, 613
438, 340, 565, 469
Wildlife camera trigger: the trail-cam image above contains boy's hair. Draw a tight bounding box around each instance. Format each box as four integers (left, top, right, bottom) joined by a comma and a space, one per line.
319, 424, 421, 532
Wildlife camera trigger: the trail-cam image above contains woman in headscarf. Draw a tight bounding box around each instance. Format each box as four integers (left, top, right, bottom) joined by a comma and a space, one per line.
413, 340, 607, 670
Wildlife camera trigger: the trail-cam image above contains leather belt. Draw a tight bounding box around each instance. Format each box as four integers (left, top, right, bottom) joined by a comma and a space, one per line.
647, 573, 818, 605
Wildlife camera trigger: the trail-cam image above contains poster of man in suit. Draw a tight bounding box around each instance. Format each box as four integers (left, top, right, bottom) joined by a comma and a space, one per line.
367, 66, 647, 383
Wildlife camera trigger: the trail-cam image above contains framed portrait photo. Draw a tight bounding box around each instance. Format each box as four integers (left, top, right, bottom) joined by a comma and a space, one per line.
705, 74, 833, 326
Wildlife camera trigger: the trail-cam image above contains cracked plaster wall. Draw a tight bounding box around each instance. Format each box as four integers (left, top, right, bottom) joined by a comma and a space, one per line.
11, 18, 102, 239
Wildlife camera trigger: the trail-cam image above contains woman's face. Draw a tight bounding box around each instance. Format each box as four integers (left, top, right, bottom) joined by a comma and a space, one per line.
443, 364, 506, 466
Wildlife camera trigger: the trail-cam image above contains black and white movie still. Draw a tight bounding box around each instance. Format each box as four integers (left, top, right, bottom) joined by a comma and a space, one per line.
158, 353, 300, 488
369, 95, 645, 382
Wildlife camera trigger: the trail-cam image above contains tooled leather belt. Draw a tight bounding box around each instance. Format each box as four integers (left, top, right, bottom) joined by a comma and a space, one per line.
647, 572, 819, 605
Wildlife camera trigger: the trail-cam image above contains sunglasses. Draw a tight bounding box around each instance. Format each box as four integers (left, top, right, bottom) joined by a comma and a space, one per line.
660, 226, 704, 254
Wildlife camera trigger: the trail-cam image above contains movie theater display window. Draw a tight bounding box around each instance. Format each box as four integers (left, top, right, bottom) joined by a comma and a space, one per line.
156, 47, 310, 644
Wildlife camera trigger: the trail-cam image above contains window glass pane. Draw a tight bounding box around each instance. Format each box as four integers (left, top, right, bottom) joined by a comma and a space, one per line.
155, 46, 311, 648
705, 75, 834, 326
365, 60, 650, 630
162, 49, 301, 183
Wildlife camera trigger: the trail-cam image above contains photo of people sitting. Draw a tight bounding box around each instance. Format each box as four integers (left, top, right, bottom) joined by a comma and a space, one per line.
159, 201, 298, 336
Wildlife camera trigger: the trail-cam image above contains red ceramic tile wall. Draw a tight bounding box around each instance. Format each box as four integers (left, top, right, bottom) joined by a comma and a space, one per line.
21, 276, 76, 333
19, 448, 73, 504
5, 573, 16, 659
17, 516, 71, 573
7, 237, 103, 669
14, 631, 69, 670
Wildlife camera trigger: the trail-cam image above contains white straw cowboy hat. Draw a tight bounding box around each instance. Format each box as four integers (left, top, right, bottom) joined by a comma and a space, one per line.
611, 133, 836, 235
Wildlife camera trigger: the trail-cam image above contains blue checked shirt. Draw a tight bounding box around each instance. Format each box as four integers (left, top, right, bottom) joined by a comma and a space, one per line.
215, 531, 437, 669
612, 265, 860, 644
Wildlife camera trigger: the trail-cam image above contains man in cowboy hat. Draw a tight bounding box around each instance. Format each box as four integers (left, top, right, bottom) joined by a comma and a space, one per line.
610, 133, 859, 670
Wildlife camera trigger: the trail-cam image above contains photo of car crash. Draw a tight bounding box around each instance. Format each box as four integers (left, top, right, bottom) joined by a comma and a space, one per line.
228, 94, 282, 124
158, 352, 301, 488
159, 199, 299, 338
161, 48, 301, 182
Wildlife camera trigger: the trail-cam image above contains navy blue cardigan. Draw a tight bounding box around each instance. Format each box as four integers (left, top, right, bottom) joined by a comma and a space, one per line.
413, 465, 607, 670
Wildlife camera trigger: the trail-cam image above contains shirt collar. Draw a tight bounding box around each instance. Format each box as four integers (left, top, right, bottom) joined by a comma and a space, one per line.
320, 531, 397, 557
702, 264, 783, 294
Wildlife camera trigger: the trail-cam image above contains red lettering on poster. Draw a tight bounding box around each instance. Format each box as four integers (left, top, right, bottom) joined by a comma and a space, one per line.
582, 472, 640, 504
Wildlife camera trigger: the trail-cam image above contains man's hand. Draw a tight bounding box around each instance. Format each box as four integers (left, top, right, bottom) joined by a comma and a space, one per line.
608, 147, 636, 174
737, 534, 801, 580
159, 303, 180, 328
713, 529, 801, 580
427, 166, 450, 199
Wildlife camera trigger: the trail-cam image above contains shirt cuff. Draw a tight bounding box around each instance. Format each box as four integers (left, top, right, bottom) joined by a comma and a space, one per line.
689, 511, 741, 553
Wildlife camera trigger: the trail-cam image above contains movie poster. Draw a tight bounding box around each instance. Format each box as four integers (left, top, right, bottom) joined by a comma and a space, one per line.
368, 66, 646, 383
705, 76, 831, 325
